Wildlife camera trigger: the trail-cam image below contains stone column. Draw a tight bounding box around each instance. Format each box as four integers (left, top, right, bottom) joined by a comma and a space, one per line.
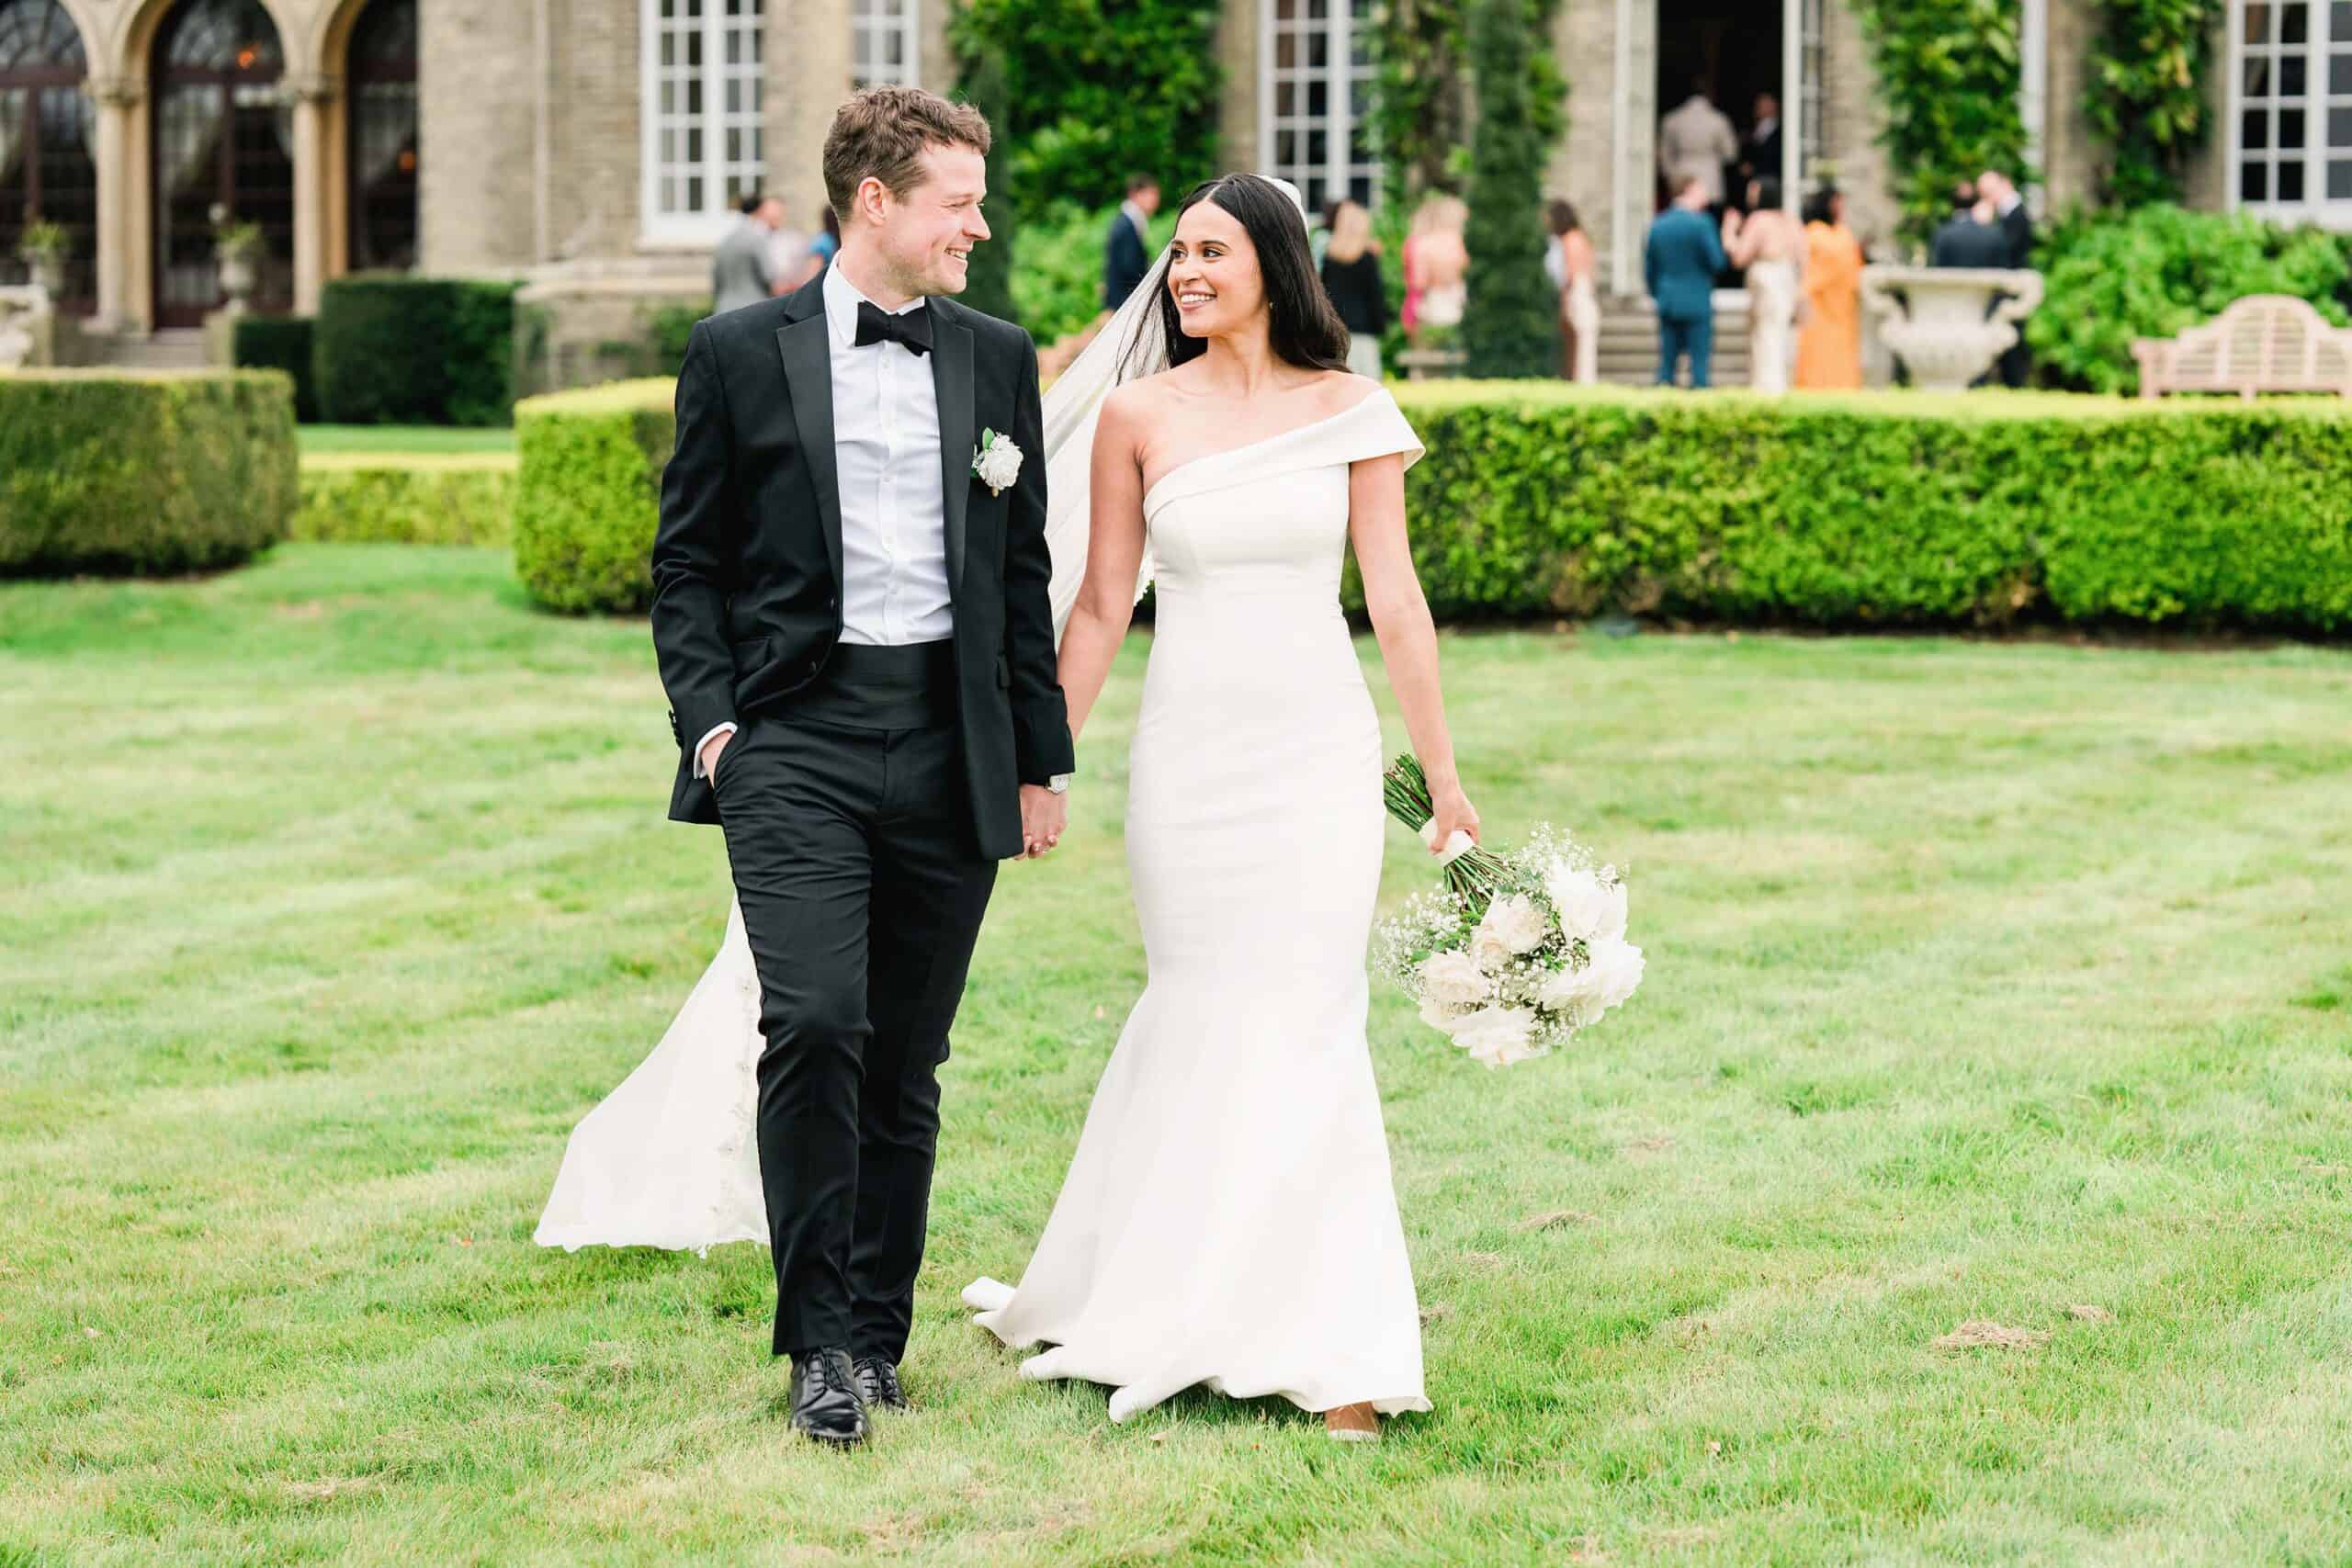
288, 74, 340, 315
1611, 0, 1657, 297
1552, 0, 1616, 291
770, 0, 853, 224
86, 74, 142, 333
1215, 0, 1258, 175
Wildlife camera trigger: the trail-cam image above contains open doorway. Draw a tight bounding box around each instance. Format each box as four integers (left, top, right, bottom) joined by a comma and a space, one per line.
1654, 0, 1783, 216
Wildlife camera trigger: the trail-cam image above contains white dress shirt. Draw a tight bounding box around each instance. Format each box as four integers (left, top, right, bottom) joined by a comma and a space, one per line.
693, 262, 955, 777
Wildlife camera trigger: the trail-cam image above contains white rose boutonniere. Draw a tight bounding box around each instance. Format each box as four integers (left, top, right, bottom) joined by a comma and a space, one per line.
972, 427, 1023, 495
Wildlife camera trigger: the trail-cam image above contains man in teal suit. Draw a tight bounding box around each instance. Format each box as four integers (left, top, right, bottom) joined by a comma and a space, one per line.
1644, 175, 1729, 388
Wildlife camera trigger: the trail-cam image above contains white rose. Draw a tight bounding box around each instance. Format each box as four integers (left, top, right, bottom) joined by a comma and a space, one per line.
1545, 863, 1627, 944
1476, 894, 1548, 957
1535, 961, 1603, 1014
1446, 1005, 1543, 1068
1417, 949, 1491, 1010
974, 432, 1023, 493
1418, 993, 1460, 1032
1583, 940, 1645, 1013
1468, 924, 1516, 973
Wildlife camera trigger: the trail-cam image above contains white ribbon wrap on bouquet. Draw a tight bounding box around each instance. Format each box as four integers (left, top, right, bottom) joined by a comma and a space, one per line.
1419, 818, 1476, 867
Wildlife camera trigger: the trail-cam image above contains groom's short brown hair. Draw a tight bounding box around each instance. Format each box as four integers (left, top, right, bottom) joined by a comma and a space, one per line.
823, 86, 991, 220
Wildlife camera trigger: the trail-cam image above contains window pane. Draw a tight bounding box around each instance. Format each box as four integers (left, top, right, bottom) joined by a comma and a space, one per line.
1307, 78, 1327, 117
2336, 0, 2352, 39
2281, 53, 2307, 94
2330, 158, 2352, 197
2247, 2, 2273, 42
2284, 1, 2310, 44
2245, 107, 2270, 149
2282, 106, 2306, 147
2333, 51, 2352, 93
2245, 55, 2271, 97
1275, 80, 1295, 116
2279, 158, 2305, 198
2242, 160, 2269, 199
2333, 105, 2352, 146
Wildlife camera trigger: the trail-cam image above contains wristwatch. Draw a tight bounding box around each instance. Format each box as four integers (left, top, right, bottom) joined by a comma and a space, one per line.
1046, 773, 1073, 795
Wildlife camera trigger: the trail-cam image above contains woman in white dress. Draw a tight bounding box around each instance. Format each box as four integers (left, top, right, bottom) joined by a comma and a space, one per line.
1723, 175, 1804, 394
959, 174, 1478, 1442
536, 174, 1475, 1443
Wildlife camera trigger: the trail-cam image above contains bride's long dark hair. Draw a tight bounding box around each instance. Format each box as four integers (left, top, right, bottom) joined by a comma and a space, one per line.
1119, 174, 1353, 379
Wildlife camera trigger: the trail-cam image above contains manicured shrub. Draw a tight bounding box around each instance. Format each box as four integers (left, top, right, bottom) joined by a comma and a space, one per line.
315, 276, 522, 426
232, 315, 320, 423
1366, 384, 2352, 634
511, 376, 2352, 634
0, 369, 297, 577
1011, 200, 1175, 349
295, 454, 516, 546
2030, 205, 2351, 394
513, 378, 674, 613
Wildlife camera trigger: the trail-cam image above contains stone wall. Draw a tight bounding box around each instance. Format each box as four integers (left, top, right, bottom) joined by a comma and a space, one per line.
417, 0, 537, 272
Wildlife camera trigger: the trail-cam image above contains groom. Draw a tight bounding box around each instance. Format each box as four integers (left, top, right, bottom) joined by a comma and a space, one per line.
650, 85, 1073, 1447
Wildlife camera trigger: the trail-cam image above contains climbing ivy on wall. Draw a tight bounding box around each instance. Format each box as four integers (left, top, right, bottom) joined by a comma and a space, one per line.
2086, 0, 2228, 206
1857, 0, 2035, 251
1374, 0, 1564, 213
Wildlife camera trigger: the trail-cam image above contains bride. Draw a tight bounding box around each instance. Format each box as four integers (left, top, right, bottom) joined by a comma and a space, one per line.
538, 174, 1479, 1443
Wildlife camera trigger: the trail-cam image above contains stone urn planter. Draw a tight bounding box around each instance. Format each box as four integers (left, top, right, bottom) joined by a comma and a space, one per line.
217, 247, 260, 315
26, 254, 65, 299
1860, 265, 2045, 392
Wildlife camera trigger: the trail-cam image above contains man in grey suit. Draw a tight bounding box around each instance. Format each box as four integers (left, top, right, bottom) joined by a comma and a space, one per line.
713, 193, 786, 315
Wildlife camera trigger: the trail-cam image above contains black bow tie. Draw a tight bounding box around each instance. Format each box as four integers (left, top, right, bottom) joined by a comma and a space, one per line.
853, 299, 933, 356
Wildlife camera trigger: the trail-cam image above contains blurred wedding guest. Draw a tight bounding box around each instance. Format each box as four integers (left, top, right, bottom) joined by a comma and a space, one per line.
1658, 81, 1737, 210
765, 199, 810, 295
1311, 197, 1342, 269
712, 192, 782, 314
1103, 174, 1160, 310
1402, 194, 1468, 347
1645, 174, 1726, 388
1723, 175, 1801, 393
1319, 198, 1388, 380
1546, 198, 1600, 383
1978, 167, 2034, 387
1795, 186, 1864, 389
1739, 92, 1782, 199
1930, 181, 2006, 268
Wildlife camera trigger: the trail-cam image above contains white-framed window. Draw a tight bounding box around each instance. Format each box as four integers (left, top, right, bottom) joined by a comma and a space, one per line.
2229, 0, 2352, 227
1259, 0, 1380, 216
853, 0, 920, 89
639, 0, 765, 243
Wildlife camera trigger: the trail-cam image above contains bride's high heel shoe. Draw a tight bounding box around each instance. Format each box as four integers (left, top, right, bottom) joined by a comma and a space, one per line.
1324, 1403, 1380, 1443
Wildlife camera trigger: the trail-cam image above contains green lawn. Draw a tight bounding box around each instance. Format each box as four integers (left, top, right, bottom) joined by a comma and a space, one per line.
297, 424, 518, 457
5, 545, 2350, 1566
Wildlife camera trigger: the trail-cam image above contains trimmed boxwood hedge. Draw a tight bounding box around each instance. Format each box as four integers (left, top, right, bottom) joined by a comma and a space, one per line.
511, 378, 2352, 633
514, 378, 675, 613
315, 276, 521, 427
296, 453, 516, 545
1, 369, 298, 577
232, 315, 321, 423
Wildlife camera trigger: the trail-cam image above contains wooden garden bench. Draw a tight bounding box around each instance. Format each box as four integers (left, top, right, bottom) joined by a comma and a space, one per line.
1394, 346, 1467, 380
2132, 294, 2352, 400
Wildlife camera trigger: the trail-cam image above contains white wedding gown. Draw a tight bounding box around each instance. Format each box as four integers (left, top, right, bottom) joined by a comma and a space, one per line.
961, 387, 1431, 1421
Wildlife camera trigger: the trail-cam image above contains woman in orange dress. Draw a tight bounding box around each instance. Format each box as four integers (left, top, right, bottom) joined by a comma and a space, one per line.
1795, 186, 1864, 390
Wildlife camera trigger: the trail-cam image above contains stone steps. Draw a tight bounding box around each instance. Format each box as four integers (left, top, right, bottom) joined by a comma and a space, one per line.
88, 329, 211, 370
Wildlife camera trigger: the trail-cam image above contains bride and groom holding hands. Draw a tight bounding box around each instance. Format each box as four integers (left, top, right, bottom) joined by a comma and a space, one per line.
537, 83, 1481, 1446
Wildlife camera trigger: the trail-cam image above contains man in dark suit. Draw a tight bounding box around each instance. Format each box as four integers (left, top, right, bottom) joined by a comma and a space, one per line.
1102, 173, 1159, 310
1929, 182, 2008, 269
650, 85, 1073, 1448
1980, 168, 2036, 387
1645, 174, 1730, 387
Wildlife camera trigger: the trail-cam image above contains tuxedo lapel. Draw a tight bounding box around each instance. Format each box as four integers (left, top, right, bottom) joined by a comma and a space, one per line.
776, 285, 844, 592
931, 308, 975, 599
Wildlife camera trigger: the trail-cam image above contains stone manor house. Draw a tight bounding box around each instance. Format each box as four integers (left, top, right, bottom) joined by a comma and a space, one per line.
0, 0, 2337, 367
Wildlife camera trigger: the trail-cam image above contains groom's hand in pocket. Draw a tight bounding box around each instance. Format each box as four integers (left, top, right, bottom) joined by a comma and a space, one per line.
698, 730, 732, 783
1019, 784, 1067, 860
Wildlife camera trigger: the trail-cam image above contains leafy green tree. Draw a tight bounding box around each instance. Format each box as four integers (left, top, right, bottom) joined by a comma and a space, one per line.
955, 51, 1022, 326
2086, 0, 2227, 207
949, 0, 1221, 224
1459, 0, 1559, 378
1857, 0, 2035, 253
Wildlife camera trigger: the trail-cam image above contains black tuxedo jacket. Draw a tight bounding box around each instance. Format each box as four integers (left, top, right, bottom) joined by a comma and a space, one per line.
1996, 201, 2035, 269
1930, 215, 2010, 270
649, 275, 1074, 861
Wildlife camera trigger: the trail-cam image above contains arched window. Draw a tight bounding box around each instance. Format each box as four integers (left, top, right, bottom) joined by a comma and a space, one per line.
0, 0, 96, 315
153, 0, 292, 326
347, 0, 417, 271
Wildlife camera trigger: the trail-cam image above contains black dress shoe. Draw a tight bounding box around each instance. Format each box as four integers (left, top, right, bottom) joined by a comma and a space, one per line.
852, 1354, 909, 1412
787, 1348, 869, 1446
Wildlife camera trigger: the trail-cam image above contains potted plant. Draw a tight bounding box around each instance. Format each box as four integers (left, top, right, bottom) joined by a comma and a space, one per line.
17, 209, 68, 299
210, 202, 265, 314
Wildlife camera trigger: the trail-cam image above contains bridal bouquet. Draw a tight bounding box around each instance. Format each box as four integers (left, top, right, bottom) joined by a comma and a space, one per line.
1374, 755, 1645, 1068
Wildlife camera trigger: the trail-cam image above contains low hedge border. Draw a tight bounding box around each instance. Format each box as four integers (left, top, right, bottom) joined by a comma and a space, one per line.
510, 378, 2352, 634
316, 276, 521, 427
1, 368, 298, 577
295, 453, 517, 546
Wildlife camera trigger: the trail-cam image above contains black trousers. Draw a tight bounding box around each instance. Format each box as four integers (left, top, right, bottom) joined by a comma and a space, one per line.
709, 646, 998, 1360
